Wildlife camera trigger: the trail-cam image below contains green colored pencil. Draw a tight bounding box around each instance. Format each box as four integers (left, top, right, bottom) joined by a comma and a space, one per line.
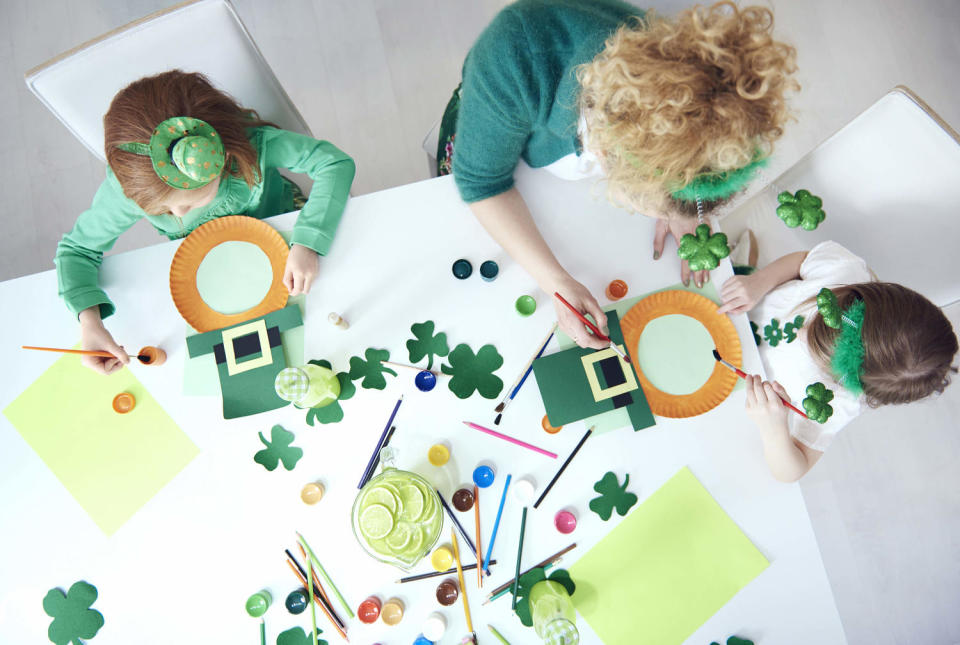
489, 624, 511, 644
297, 532, 355, 619
512, 507, 528, 610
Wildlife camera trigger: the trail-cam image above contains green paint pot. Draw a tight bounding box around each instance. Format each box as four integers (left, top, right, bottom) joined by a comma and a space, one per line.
515, 295, 537, 316
245, 590, 272, 618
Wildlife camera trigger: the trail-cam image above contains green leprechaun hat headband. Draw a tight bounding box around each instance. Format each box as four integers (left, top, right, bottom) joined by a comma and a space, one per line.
816, 287, 866, 395
116, 116, 225, 190
671, 156, 768, 203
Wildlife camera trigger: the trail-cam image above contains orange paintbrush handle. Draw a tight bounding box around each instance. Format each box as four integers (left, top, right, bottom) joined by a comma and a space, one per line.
22, 345, 115, 358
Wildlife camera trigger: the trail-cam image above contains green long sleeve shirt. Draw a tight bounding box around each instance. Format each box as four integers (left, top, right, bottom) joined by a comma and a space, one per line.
453, 0, 643, 203
55, 126, 356, 318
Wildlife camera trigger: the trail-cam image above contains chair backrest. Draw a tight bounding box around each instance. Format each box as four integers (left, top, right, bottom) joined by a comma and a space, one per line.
24, 0, 311, 162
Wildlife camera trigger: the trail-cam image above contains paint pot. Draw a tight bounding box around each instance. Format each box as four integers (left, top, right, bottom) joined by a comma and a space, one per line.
515, 295, 537, 316
428, 444, 450, 466
300, 482, 324, 505
513, 477, 536, 505
452, 259, 473, 280
542, 414, 562, 434
452, 487, 475, 512
137, 345, 166, 365
472, 465, 496, 489
431, 546, 454, 572
413, 636, 435, 645
415, 370, 437, 392
381, 598, 405, 625
422, 612, 447, 641
605, 279, 629, 301
245, 590, 272, 618
436, 579, 459, 606
479, 260, 499, 282
285, 588, 308, 615
554, 510, 577, 535
358, 596, 382, 624
328, 312, 350, 329
112, 392, 136, 414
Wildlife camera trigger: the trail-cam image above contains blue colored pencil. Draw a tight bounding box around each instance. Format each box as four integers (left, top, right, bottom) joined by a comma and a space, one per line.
358, 396, 403, 488
483, 474, 512, 571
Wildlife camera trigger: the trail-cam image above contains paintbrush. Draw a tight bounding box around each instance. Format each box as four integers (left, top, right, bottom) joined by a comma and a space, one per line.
494, 324, 557, 424
712, 349, 808, 419
22, 345, 162, 364
553, 292, 630, 363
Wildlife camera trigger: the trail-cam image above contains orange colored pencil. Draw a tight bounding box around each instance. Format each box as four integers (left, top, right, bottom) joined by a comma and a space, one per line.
298, 544, 338, 613
286, 559, 349, 641
473, 484, 483, 588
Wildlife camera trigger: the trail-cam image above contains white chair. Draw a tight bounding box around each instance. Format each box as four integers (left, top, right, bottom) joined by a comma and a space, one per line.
24, 0, 311, 162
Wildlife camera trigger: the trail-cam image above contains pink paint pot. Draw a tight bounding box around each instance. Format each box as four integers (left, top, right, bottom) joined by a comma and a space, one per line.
554, 510, 577, 534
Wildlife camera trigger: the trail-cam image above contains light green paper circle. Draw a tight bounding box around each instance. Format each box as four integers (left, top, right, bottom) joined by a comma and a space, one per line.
635, 314, 715, 395
195, 241, 272, 315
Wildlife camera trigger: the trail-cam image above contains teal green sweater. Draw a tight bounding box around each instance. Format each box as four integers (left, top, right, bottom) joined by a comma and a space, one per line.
453, 0, 644, 203
55, 127, 355, 318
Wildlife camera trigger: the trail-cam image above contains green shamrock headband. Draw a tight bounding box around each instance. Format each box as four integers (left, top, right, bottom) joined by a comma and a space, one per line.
816, 287, 865, 395
671, 156, 768, 203
116, 116, 225, 190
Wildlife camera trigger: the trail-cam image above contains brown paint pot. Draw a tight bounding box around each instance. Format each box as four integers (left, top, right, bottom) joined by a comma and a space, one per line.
435, 579, 459, 606
137, 346, 166, 366
452, 488, 475, 512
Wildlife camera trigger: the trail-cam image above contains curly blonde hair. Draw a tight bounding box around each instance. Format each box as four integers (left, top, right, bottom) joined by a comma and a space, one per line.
577, 2, 798, 216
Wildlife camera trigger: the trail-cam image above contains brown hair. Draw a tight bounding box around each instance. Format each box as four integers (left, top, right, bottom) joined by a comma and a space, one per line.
577, 2, 798, 216
806, 283, 958, 407
104, 70, 274, 214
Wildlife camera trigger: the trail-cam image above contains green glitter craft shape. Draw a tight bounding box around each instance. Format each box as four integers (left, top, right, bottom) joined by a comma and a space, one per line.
711, 637, 755, 645
763, 318, 784, 347
783, 315, 805, 343
406, 320, 449, 371
777, 189, 826, 231
348, 348, 398, 390
304, 360, 356, 426
802, 382, 835, 424
750, 321, 762, 346
509, 566, 576, 627
254, 425, 303, 471
817, 287, 842, 329
43, 581, 104, 645
440, 343, 504, 399
277, 627, 327, 645
589, 472, 638, 521
677, 224, 730, 271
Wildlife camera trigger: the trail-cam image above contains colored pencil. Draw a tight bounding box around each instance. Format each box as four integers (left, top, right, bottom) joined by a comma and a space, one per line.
451, 529, 475, 637
473, 484, 483, 588
483, 474, 512, 571
366, 425, 396, 482
259, 619, 265, 645
462, 421, 558, 459
306, 554, 319, 645
494, 324, 557, 422
483, 543, 577, 603
552, 292, 630, 363
294, 546, 344, 630
297, 532, 354, 619
713, 349, 808, 419
396, 560, 497, 583
22, 345, 151, 362
512, 506, 528, 609
286, 555, 348, 640
437, 490, 491, 575
533, 427, 593, 509
486, 563, 556, 604
380, 359, 437, 376
488, 624, 512, 645
358, 397, 403, 488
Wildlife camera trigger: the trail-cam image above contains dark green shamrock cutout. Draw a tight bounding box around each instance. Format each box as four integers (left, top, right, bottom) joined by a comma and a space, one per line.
816, 287, 842, 329
677, 223, 730, 271
711, 637, 754, 645
750, 321, 762, 345
43, 580, 104, 645
783, 314, 805, 343
777, 189, 826, 231
802, 382, 835, 424
348, 348, 397, 390
510, 567, 576, 627
440, 343, 504, 399
277, 627, 327, 645
763, 318, 783, 346
254, 425, 303, 471
304, 359, 355, 425
589, 472, 638, 521
406, 320, 449, 371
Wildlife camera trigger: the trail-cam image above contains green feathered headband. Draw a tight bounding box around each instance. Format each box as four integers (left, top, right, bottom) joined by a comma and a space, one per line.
817, 288, 865, 395
671, 156, 768, 203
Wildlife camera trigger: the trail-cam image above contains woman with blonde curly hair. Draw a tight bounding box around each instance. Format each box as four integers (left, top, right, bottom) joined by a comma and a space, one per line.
445, 0, 797, 347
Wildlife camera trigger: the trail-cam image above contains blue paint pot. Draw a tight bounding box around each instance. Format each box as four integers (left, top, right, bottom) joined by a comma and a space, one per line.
479, 260, 499, 281
452, 259, 473, 280
285, 588, 308, 615
415, 370, 437, 392
473, 465, 496, 488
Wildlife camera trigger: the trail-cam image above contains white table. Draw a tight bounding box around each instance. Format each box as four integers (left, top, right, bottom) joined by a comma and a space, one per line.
0, 166, 844, 644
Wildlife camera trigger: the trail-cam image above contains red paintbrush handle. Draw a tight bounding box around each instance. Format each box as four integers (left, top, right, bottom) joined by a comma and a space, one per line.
552, 292, 610, 341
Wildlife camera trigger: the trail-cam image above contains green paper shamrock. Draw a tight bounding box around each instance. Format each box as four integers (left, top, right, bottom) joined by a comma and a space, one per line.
802, 382, 835, 424
406, 320, 449, 371
750, 321, 762, 346
783, 314, 805, 343
711, 637, 754, 645
510, 567, 576, 627
763, 318, 783, 347
816, 287, 842, 329
304, 360, 355, 425
254, 425, 303, 471
277, 627, 327, 645
43, 580, 104, 645
589, 472, 638, 521
777, 189, 826, 231
348, 348, 397, 390
440, 343, 504, 399
677, 223, 730, 271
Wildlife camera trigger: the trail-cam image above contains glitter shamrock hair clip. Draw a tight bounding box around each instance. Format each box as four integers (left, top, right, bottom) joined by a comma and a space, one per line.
116, 116, 225, 189
816, 287, 865, 395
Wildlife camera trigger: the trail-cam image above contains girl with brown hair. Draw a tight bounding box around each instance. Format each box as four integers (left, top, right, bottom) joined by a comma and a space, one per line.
55, 70, 356, 374
717, 242, 958, 481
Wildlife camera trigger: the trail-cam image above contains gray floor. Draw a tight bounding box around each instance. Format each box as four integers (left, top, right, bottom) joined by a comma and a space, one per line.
2, 1, 959, 643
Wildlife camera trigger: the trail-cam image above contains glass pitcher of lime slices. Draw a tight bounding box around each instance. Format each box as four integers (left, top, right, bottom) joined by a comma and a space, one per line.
351, 448, 443, 570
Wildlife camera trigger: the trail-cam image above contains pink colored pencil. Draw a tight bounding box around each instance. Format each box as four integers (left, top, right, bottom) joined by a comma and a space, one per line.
462, 421, 558, 459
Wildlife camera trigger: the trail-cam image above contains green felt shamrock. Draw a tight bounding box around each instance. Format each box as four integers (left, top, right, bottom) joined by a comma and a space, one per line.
783, 314, 805, 343
763, 318, 783, 347
777, 189, 826, 231
348, 348, 398, 390
254, 425, 303, 471
589, 472, 638, 521
277, 627, 327, 645
406, 320, 449, 371
750, 321, 762, 346
711, 637, 754, 645
440, 343, 504, 399
510, 567, 576, 627
677, 223, 730, 271
43, 580, 104, 645
802, 382, 835, 424
816, 287, 842, 329
304, 360, 355, 426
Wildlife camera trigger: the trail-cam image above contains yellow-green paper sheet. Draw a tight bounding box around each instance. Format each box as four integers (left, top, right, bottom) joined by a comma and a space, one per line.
4, 355, 198, 535
570, 467, 769, 644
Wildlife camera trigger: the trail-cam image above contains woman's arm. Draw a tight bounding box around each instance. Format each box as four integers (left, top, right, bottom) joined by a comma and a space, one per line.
717, 250, 808, 315
745, 375, 823, 481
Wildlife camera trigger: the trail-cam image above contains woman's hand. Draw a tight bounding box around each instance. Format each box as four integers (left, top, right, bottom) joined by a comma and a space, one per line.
283, 244, 319, 296
550, 275, 609, 350
744, 375, 791, 434
652, 218, 709, 288
716, 272, 771, 315
78, 307, 129, 375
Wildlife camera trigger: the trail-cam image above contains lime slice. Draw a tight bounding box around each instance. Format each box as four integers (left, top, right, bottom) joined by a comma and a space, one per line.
398, 484, 425, 522
360, 503, 395, 539
401, 526, 424, 559
362, 486, 399, 515
368, 537, 393, 556
385, 524, 412, 552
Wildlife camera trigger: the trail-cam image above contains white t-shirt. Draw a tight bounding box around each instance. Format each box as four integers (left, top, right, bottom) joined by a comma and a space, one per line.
543, 115, 604, 181
749, 241, 873, 452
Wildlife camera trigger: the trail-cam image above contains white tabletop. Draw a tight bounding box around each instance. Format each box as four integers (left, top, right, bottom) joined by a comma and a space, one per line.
0, 166, 844, 644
